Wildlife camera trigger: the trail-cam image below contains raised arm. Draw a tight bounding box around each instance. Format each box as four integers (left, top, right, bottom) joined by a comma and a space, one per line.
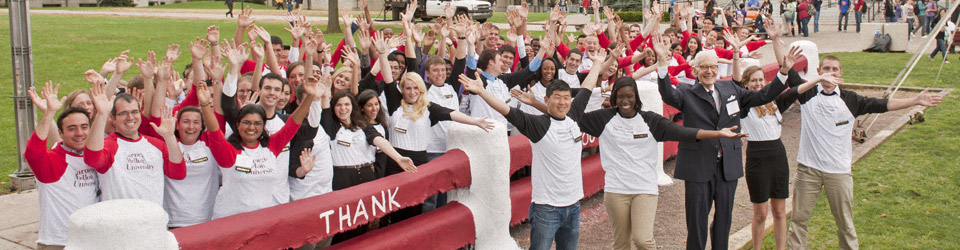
136, 51, 158, 119
886, 88, 943, 110
652, 33, 684, 109
234, 7, 256, 45
253, 25, 284, 76
106, 51, 133, 96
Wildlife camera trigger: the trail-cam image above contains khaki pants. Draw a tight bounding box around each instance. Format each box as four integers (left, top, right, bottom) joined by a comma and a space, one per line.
603, 192, 658, 250
788, 164, 859, 250
36, 243, 64, 250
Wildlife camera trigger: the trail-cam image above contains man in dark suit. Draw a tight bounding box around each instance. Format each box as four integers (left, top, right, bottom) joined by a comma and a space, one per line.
655, 47, 798, 249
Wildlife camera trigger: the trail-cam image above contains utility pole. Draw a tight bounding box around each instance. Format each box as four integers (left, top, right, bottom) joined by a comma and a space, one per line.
8, 0, 37, 191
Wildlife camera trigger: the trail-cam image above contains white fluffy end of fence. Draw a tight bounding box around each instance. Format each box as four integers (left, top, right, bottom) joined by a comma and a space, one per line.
446, 121, 521, 250
65, 199, 178, 250
791, 40, 821, 81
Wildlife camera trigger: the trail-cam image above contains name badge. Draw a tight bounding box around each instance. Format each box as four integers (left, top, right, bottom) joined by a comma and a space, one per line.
633, 133, 648, 139
726, 99, 740, 117
601, 93, 611, 98
337, 140, 352, 147
281, 145, 290, 152
444, 94, 454, 99
191, 157, 209, 163
835, 120, 850, 126
235, 166, 251, 173
394, 128, 408, 133
574, 135, 583, 143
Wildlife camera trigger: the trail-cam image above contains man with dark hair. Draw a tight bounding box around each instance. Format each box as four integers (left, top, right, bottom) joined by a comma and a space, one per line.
84, 82, 186, 207
465, 42, 553, 127
24, 83, 98, 250
787, 56, 942, 250
558, 49, 585, 88
498, 45, 517, 73
461, 76, 591, 250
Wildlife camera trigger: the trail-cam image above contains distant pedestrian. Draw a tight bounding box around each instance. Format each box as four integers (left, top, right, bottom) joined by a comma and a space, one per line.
225, 0, 234, 18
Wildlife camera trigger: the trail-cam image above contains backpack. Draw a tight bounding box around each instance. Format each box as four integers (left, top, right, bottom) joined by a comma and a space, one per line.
864, 33, 892, 52
807, 2, 817, 17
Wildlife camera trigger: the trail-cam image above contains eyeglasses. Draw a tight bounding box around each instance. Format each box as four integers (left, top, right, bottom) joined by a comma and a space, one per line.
697, 65, 719, 71
240, 120, 264, 127
115, 109, 140, 117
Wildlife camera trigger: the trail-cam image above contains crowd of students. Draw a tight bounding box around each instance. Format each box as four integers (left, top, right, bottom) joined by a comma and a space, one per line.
23, 0, 944, 250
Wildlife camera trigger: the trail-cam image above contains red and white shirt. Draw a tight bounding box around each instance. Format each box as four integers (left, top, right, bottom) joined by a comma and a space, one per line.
24, 133, 99, 246
84, 133, 186, 207
205, 118, 301, 219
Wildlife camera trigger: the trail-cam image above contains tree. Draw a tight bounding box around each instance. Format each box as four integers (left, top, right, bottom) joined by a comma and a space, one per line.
327, 2, 343, 33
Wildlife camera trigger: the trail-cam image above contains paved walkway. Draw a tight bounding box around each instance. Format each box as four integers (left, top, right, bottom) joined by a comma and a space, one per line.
0, 5, 949, 249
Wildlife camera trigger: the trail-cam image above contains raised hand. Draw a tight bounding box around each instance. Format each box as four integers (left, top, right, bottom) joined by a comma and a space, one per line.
115, 53, 133, 75
404, 0, 418, 23
221, 40, 250, 67
510, 88, 537, 105
89, 80, 113, 115
285, 17, 307, 42
150, 109, 177, 138
190, 37, 209, 59
136, 51, 158, 80
444, 2, 455, 20
588, 46, 608, 63
100, 58, 117, 76
251, 42, 264, 60
239, 91, 259, 107
238, 6, 256, 27
411, 24, 426, 45
206, 25, 220, 43
29, 81, 65, 114
298, 148, 315, 176
196, 82, 214, 107
718, 125, 749, 138
204, 59, 225, 81
373, 31, 391, 55
473, 117, 494, 132
164, 44, 181, 64
84, 69, 106, 85
458, 70, 485, 93
781, 45, 803, 73
397, 157, 418, 173
252, 25, 271, 42
518, 2, 530, 19
914, 88, 944, 107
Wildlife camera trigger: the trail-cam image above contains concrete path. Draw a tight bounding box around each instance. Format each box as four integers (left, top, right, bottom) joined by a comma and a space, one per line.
0, 190, 39, 249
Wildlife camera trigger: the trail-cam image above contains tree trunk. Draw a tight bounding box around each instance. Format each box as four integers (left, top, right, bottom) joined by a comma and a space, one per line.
327, 0, 343, 33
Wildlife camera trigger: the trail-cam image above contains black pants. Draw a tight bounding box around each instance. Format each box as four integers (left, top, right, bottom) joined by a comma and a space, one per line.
684, 159, 738, 250
225, 2, 233, 17
331, 165, 376, 243
382, 148, 428, 225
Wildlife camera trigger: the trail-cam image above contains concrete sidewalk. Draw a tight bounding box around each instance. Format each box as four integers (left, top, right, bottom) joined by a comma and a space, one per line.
0, 190, 39, 249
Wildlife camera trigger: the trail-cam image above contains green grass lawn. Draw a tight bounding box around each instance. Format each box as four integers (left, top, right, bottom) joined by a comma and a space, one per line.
755, 52, 960, 248
0, 14, 377, 191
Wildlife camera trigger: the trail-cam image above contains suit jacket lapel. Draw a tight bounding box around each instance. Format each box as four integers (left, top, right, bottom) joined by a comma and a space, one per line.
693, 82, 717, 112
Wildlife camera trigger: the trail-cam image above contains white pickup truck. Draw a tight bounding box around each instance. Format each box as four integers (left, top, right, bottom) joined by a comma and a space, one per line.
387, 0, 493, 22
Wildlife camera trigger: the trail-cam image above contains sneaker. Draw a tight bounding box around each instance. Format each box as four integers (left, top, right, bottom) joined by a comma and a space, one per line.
946, 60, 952, 64
922, 35, 928, 38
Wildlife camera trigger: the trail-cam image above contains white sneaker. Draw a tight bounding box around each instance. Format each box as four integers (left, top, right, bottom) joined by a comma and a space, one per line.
946, 60, 952, 64
922, 35, 928, 38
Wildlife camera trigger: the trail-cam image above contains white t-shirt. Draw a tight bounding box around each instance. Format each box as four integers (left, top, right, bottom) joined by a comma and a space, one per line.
26, 140, 99, 246
426, 84, 461, 153
742, 105, 783, 141
165, 140, 221, 227
86, 134, 181, 207
797, 85, 856, 173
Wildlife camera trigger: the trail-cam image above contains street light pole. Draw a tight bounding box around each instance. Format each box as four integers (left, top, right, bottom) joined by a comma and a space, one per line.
8, 0, 37, 191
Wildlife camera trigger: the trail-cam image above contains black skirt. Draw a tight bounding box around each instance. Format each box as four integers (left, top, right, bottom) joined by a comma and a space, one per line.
744, 139, 790, 203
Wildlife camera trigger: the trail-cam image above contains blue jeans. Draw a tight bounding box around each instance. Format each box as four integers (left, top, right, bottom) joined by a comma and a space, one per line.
814, 10, 821, 32
930, 38, 947, 60
855, 11, 863, 32
422, 152, 448, 213
800, 18, 811, 37
925, 15, 935, 34
839, 12, 850, 31
529, 202, 581, 250
907, 18, 915, 37
886, 16, 896, 22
